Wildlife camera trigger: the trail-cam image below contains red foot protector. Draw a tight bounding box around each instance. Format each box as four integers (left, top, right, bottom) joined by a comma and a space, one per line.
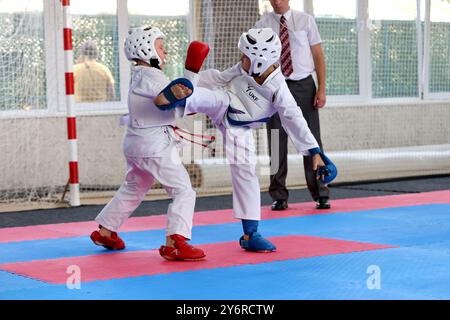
0, 235, 394, 284
90, 229, 125, 250
159, 234, 206, 261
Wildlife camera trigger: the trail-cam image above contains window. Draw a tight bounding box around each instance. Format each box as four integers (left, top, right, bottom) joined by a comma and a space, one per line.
259, 0, 450, 101
369, 0, 419, 98
428, 0, 450, 94
1, 0, 449, 115
314, 0, 359, 96
71, 0, 120, 105
0, 0, 46, 111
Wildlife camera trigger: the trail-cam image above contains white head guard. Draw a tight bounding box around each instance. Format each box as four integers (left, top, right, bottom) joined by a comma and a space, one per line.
124, 26, 165, 66
238, 28, 281, 76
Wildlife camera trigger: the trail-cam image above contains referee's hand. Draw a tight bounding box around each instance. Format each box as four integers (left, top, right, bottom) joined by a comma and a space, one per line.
314, 89, 326, 109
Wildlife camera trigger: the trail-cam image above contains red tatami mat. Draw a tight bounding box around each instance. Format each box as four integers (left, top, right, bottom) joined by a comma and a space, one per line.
0, 235, 394, 284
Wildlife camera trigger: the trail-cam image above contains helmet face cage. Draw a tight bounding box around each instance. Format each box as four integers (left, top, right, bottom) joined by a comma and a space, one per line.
124, 27, 166, 65
238, 28, 281, 76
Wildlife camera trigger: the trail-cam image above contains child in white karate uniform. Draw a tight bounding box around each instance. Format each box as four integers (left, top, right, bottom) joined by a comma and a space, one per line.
90, 26, 205, 261
156, 28, 336, 252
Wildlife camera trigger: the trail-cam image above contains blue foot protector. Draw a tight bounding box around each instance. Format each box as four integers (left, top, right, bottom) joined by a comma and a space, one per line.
156, 78, 193, 111
239, 232, 277, 252
242, 219, 258, 235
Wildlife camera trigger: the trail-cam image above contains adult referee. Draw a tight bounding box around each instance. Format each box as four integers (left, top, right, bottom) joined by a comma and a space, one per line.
256, 0, 330, 210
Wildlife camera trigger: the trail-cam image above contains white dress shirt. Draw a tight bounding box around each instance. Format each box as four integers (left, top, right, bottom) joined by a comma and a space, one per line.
255, 9, 322, 81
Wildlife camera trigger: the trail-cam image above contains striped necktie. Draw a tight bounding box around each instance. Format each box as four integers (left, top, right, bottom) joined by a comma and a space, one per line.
279, 15, 293, 77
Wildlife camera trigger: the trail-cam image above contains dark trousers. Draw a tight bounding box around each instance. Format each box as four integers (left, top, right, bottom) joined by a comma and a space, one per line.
267, 75, 330, 202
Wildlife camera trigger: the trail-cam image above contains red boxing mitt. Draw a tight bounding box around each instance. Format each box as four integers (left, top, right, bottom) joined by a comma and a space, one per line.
185, 41, 210, 73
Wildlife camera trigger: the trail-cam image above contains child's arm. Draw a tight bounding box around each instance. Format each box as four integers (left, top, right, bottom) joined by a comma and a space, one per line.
272, 83, 320, 156
197, 63, 242, 89
132, 71, 170, 99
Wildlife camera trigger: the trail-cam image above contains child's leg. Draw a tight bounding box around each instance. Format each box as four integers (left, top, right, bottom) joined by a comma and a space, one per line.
222, 125, 276, 252
95, 157, 154, 232
147, 145, 196, 239
147, 145, 205, 260
184, 87, 230, 124
223, 125, 261, 221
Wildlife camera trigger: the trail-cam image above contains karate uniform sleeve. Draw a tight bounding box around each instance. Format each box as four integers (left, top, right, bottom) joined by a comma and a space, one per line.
197, 63, 242, 89
272, 83, 319, 156
131, 70, 170, 99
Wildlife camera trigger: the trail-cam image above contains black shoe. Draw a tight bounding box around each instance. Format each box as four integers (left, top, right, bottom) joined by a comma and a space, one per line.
316, 198, 331, 210
271, 200, 288, 211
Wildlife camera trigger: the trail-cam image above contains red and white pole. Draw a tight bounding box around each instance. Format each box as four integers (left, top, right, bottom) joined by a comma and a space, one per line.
62, 0, 80, 206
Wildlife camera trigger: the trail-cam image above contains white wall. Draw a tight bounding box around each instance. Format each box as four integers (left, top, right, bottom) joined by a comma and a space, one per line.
320, 101, 450, 150
1, 100, 449, 195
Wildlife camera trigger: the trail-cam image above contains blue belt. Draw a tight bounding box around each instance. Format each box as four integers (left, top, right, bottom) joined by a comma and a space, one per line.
226, 109, 271, 127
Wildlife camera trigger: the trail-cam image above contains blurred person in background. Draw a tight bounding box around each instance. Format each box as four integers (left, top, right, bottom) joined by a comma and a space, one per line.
74, 40, 115, 102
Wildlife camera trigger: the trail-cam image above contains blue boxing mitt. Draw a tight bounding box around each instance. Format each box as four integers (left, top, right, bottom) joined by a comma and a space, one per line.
309, 148, 338, 184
